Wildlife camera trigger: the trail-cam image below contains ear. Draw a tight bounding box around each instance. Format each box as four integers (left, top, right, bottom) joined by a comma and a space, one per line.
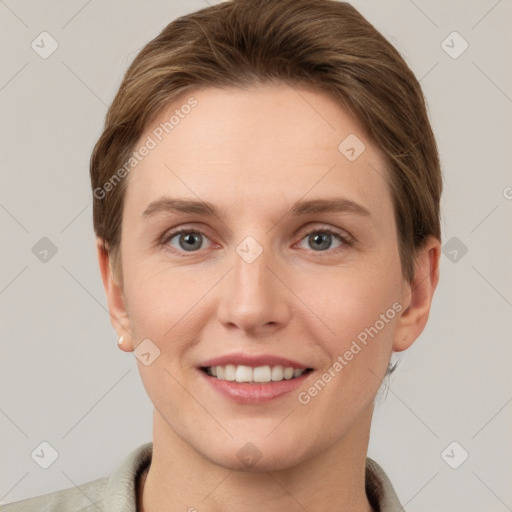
96, 237, 134, 352
393, 236, 441, 352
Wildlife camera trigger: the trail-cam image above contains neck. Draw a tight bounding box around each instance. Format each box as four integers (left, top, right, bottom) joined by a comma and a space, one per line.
140, 404, 375, 512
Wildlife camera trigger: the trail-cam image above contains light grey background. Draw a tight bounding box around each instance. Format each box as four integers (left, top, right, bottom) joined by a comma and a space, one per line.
1, 1, 511, 510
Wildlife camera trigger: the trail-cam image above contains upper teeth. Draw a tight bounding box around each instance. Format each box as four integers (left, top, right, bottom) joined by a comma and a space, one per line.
206, 365, 307, 383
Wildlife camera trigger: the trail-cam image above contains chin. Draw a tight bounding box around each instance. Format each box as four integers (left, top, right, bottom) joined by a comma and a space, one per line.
198, 433, 312, 472
212, 449, 304, 473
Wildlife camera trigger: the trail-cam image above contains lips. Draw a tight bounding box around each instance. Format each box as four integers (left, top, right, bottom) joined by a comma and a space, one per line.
199, 353, 312, 370
197, 352, 314, 403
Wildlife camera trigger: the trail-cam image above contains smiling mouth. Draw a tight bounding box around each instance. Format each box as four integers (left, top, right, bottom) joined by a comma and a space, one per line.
200, 364, 314, 384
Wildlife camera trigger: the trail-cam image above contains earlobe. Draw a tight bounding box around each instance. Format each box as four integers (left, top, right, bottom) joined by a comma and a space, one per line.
96, 238, 134, 351
393, 236, 441, 352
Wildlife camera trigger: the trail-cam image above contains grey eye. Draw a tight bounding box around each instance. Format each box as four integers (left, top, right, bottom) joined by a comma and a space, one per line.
297, 231, 344, 252
168, 231, 209, 252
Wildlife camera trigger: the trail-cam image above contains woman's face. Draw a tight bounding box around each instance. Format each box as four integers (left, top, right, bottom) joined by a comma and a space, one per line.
107, 83, 416, 470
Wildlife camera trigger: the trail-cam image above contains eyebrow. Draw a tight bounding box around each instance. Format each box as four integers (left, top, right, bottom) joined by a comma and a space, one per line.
142, 197, 371, 220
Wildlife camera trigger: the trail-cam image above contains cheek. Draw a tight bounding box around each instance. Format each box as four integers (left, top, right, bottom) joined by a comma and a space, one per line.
123, 266, 204, 401
306, 266, 401, 368
123, 260, 214, 348
298, 272, 401, 417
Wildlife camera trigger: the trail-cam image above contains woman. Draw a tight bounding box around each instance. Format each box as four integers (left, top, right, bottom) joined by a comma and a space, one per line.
2, 0, 441, 510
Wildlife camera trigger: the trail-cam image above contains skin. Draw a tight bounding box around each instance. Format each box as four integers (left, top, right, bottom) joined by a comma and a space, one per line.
97, 83, 440, 512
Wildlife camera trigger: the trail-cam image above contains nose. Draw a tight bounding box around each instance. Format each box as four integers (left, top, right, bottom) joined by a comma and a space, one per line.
216, 240, 291, 336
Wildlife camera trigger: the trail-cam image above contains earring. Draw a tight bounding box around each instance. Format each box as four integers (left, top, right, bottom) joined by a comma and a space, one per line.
118, 335, 124, 347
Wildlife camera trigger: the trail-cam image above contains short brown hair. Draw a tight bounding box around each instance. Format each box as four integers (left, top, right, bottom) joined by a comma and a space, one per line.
90, 0, 442, 284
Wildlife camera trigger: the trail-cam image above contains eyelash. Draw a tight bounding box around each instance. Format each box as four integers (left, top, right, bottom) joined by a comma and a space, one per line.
160, 226, 353, 257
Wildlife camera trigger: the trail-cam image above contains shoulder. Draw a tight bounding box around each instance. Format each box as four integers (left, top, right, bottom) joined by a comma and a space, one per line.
365, 457, 405, 512
1, 442, 153, 512
0, 476, 108, 512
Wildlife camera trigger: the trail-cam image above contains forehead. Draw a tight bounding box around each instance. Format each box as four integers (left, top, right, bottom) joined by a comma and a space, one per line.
123, 83, 392, 221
